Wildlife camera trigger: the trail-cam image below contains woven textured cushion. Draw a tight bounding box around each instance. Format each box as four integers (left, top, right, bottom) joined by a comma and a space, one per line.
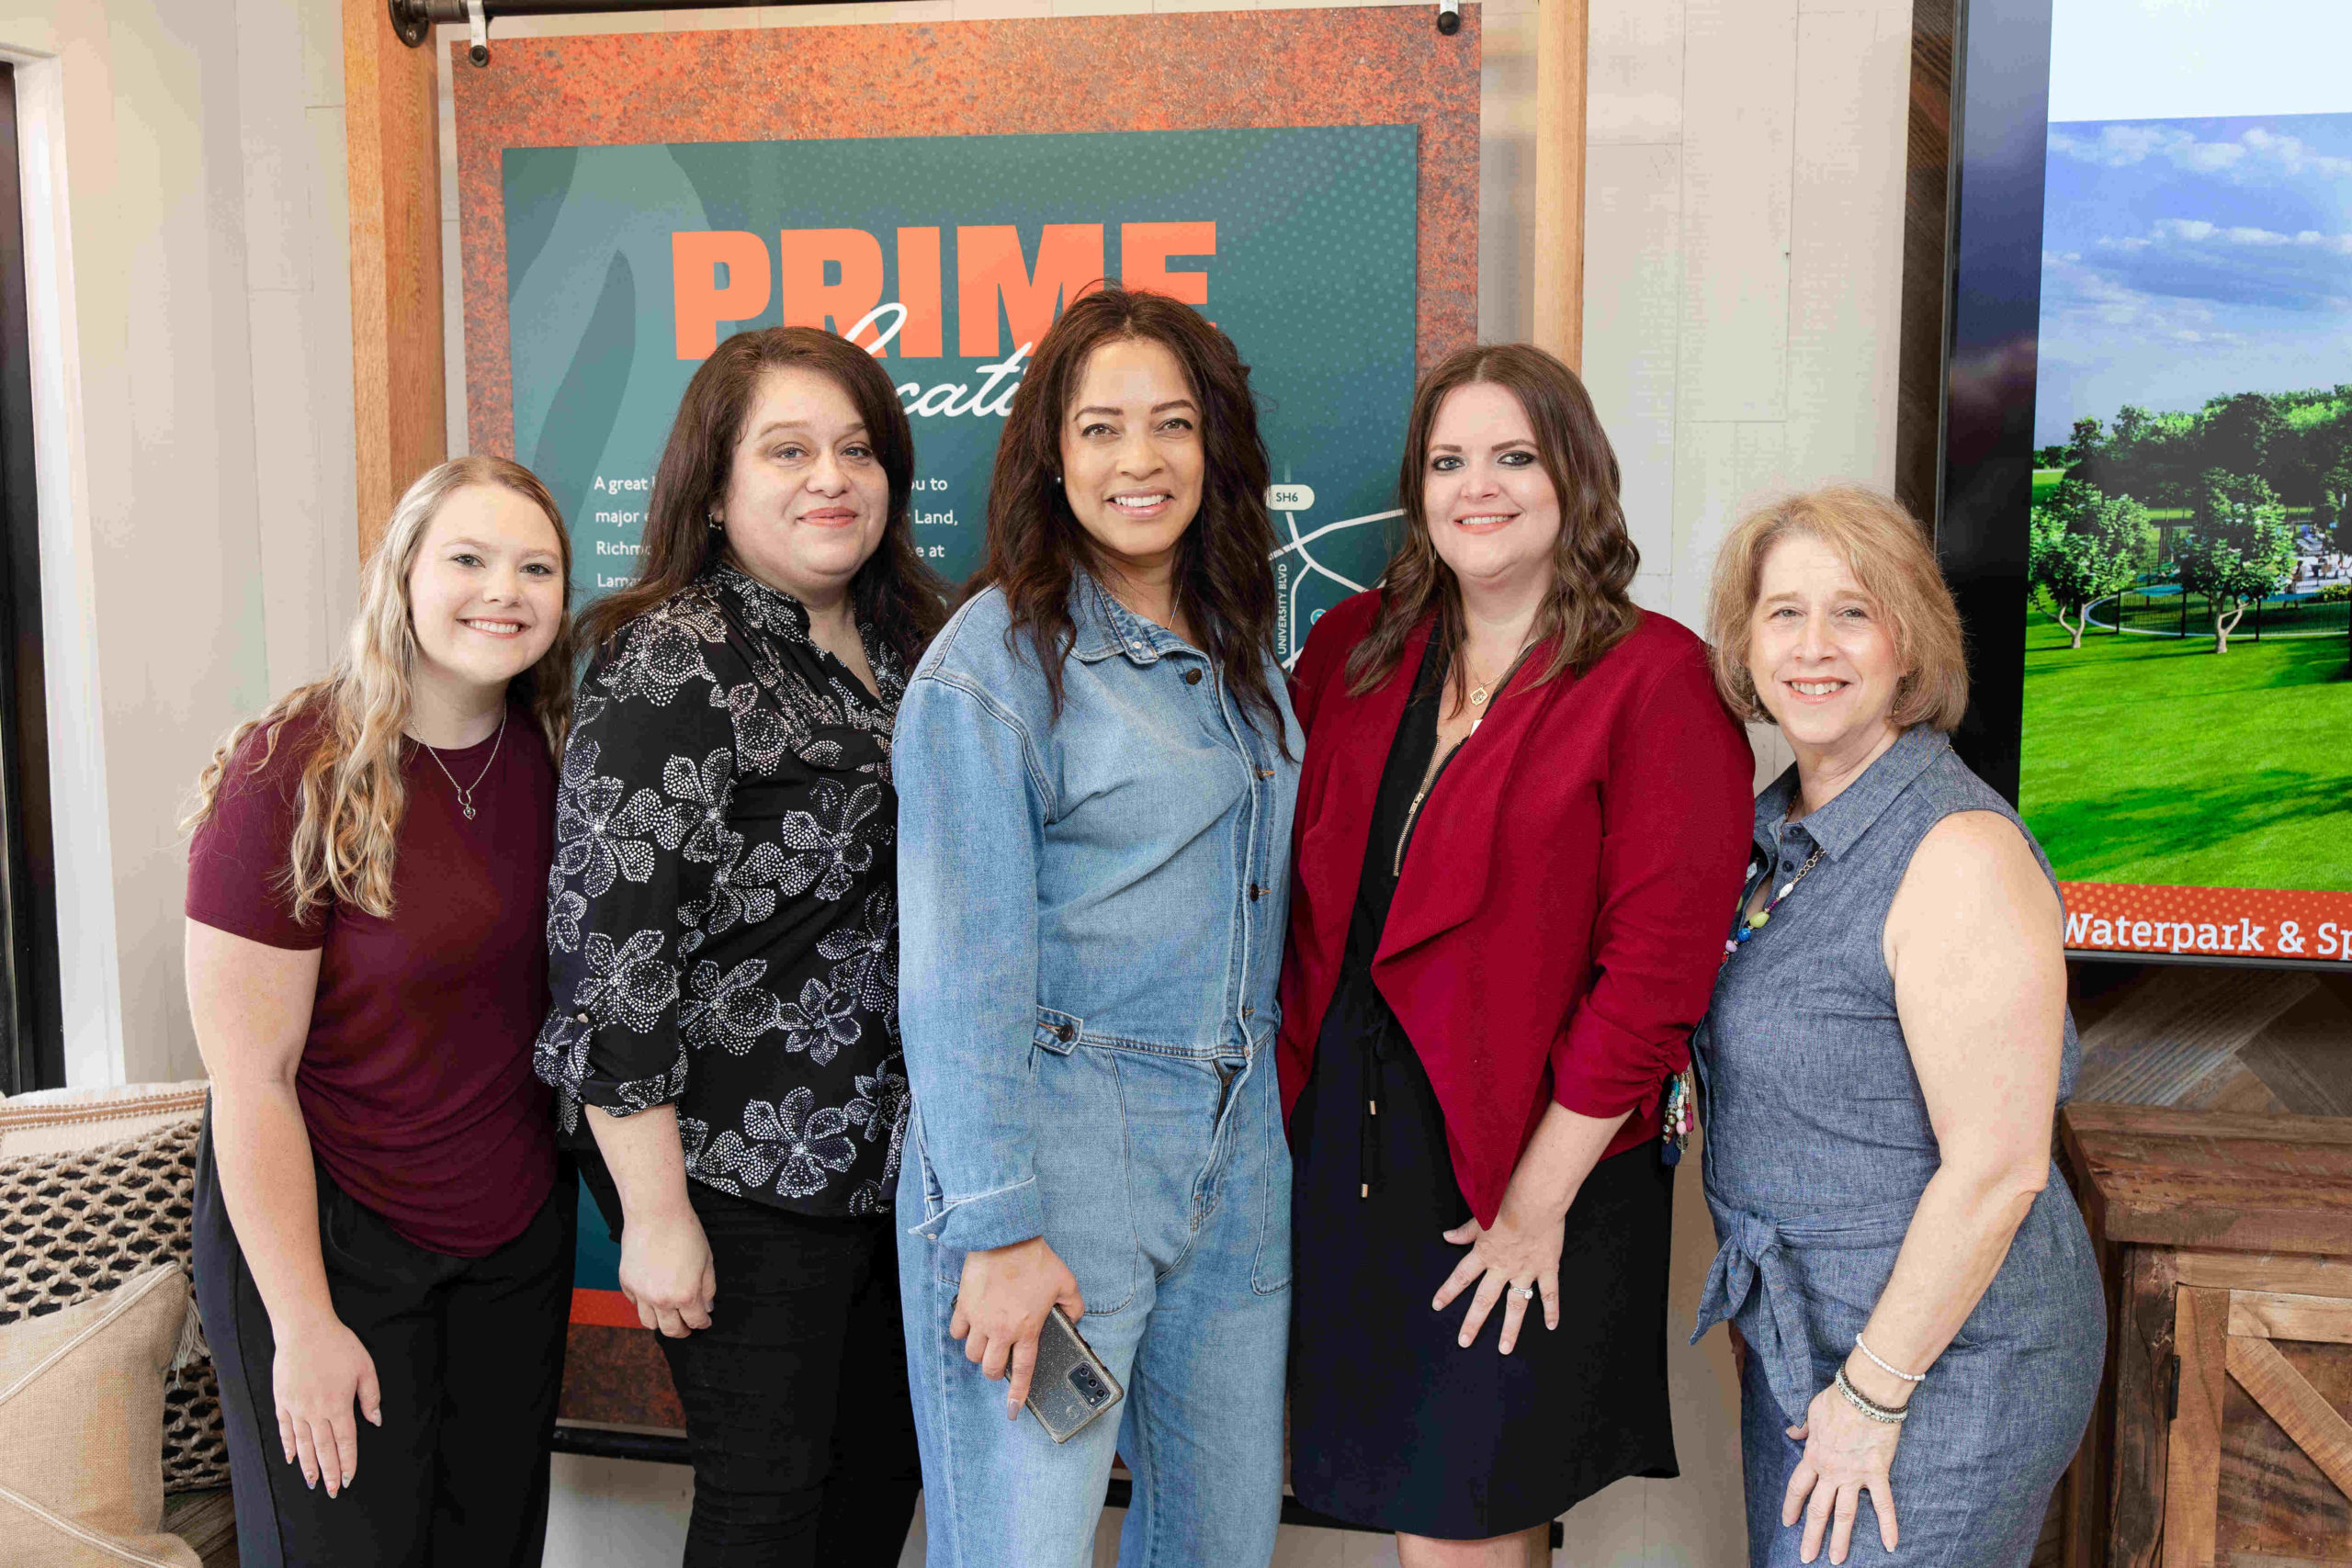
0, 1082, 209, 1161
0, 1263, 200, 1567
0, 1084, 230, 1490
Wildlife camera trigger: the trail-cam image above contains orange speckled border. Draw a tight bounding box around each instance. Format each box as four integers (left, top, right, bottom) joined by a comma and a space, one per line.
453, 7, 1480, 457
2060, 882, 2352, 964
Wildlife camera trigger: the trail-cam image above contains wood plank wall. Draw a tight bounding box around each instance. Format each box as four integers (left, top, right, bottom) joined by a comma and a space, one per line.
344, 0, 447, 560
1894, 0, 1951, 529
1533, 0, 1588, 368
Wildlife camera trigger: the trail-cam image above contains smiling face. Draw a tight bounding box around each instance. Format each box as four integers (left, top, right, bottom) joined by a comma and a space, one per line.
1746, 530, 1907, 761
1422, 381, 1564, 595
715, 366, 890, 604
406, 484, 566, 699
1057, 336, 1205, 581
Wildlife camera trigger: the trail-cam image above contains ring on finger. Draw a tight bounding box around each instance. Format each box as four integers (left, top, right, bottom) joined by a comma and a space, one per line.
1510, 1285, 1536, 1301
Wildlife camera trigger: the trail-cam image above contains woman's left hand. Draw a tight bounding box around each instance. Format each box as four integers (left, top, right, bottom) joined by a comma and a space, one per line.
1782, 1378, 1903, 1564
1432, 1197, 1565, 1354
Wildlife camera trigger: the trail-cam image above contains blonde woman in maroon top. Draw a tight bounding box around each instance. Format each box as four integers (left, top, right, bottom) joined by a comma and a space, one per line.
183, 457, 578, 1567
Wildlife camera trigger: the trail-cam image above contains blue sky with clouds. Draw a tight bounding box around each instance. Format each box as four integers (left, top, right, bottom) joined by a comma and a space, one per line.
2034, 113, 2352, 446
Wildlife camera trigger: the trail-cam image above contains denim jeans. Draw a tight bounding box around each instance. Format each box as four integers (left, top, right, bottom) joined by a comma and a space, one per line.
898, 1034, 1292, 1568
654, 1179, 922, 1567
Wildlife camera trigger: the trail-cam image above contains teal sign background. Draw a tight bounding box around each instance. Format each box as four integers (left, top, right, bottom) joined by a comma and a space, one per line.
503, 126, 1421, 663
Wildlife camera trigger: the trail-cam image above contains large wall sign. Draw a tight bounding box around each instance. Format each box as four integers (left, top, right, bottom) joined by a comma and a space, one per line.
453, 9, 1477, 1432
457, 11, 1478, 668
501, 125, 1419, 661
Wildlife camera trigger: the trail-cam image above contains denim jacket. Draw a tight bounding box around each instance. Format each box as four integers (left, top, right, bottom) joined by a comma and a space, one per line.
893, 573, 1303, 1253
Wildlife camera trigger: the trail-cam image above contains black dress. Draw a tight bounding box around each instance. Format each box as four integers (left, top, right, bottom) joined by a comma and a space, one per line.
1286, 640, 1679, 1540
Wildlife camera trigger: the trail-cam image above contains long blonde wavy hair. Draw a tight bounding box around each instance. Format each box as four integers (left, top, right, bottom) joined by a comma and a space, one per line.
184, 457, 579, 923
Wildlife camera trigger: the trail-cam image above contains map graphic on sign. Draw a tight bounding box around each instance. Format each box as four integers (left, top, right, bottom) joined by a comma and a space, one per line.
502, 126, 1419, 664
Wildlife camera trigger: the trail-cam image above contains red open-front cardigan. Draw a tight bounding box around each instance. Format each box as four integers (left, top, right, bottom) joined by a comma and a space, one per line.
1275, 592, 1754, 1226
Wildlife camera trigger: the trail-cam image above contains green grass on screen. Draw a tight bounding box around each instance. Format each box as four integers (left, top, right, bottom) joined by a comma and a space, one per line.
2019, 614, 2352, 890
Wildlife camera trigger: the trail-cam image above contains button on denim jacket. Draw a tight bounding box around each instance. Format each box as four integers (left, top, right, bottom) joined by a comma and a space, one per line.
893, 573, 1303, 1254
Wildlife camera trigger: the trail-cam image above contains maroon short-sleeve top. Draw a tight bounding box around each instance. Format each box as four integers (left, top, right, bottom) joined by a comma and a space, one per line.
184, 703, 559, 1257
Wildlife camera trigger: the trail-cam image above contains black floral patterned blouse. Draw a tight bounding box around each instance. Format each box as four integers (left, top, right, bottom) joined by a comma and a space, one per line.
535, 565, 910, 1216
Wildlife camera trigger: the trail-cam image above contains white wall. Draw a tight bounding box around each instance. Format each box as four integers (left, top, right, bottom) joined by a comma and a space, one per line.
0, 0, 358, 1089
1553, 4, 1916, 1557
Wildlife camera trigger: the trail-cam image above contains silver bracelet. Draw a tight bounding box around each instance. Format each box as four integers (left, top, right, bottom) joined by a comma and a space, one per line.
1853, 1333, 1926, 1384
1834, 1365, 1909, 1425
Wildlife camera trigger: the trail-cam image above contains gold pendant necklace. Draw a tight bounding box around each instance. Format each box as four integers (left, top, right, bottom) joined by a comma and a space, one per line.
1464, 633, 1537, 725
1465, 631, 1536, 705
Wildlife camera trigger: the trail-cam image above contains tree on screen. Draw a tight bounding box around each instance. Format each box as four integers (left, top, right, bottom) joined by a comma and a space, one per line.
2177, 471, 2295, 655
2029, 479, 2151, 649
2065, 417, 2104, 469
2203, 394, 2290, 484
2328, 465, 2352, 561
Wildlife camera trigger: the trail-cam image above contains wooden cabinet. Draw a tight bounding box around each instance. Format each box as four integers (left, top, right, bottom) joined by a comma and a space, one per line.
2061, 1103, 2352, 1568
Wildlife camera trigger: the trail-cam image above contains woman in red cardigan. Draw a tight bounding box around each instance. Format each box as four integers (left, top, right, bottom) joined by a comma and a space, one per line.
1280, 344, 1753, 1564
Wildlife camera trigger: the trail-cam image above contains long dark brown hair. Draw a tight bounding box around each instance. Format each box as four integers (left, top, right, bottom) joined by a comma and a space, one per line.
967, 287, 1286, 746
582, 326, 948, 664
1345, 343, 1641, 699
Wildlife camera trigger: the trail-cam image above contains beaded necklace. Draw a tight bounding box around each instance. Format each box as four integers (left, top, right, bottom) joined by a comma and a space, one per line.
1723, 840, 1828, 960
1661, 834, 1828, 1168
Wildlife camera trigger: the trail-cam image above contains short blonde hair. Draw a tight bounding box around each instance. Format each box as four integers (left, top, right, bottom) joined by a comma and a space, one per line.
1704, 484, 1969, 732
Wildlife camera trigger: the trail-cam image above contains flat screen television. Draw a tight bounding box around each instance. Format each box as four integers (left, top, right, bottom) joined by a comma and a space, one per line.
1938, 0, 2352, 969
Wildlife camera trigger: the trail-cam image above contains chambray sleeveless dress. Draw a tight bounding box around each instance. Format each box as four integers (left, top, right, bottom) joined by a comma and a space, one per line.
1690, 725, 2104, 1568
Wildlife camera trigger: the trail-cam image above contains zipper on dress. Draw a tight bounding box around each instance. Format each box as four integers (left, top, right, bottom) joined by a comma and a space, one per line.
1393, 739, 1466, 878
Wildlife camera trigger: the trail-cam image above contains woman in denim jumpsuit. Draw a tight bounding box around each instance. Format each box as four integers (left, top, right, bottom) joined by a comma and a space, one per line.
893, 288, 1301, 1568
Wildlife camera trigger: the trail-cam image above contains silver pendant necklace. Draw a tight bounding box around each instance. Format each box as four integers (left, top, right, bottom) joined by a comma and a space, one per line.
416, 708, 506, 821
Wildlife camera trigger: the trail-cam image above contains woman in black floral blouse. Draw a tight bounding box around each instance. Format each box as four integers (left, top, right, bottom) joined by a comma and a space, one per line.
537, 326, 946, 1565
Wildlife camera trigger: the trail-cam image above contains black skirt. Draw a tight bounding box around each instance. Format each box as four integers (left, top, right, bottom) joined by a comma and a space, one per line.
1286, 974, 1679, 1538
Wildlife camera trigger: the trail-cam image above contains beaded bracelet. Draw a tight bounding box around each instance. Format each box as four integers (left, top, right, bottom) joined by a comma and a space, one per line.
1833, 1365, 1909, 1425
1853, 1333, 1927, 1384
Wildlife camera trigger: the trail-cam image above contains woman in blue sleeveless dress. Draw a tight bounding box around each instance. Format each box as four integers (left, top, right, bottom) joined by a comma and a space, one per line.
1690, 487, 2104, 1568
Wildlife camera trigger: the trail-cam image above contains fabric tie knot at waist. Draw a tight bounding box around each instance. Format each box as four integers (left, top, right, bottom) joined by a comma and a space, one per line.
1690, 1195, 1917, 1427
1690, 1208, 1816, 1427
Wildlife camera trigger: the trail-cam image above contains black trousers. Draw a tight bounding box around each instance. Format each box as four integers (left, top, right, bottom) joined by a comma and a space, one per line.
635, 1175, 922, 1567
191, 1120, 574, 1568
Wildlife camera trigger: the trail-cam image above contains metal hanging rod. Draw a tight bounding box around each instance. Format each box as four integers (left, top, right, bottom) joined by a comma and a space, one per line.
390, 0, 890, 52
390, 0, 1463, 58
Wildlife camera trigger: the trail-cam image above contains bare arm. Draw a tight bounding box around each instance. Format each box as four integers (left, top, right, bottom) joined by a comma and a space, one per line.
185, 917, 376, 1498
582, 1103, 715, 1337
1778, 811, 2067, 1562
1861, 810, 2067, 1392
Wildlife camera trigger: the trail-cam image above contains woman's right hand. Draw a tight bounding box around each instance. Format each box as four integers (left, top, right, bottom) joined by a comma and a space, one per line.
273, 1314, 380, 1498
617, 1203, 717, 1337
952, 1236, 1085, 1419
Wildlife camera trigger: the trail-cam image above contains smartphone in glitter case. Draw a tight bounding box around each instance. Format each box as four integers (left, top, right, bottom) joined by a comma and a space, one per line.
1024, 1305, 1124, 1444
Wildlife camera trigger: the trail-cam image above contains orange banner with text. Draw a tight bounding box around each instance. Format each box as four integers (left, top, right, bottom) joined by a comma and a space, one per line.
2062, 882, 2352, 963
